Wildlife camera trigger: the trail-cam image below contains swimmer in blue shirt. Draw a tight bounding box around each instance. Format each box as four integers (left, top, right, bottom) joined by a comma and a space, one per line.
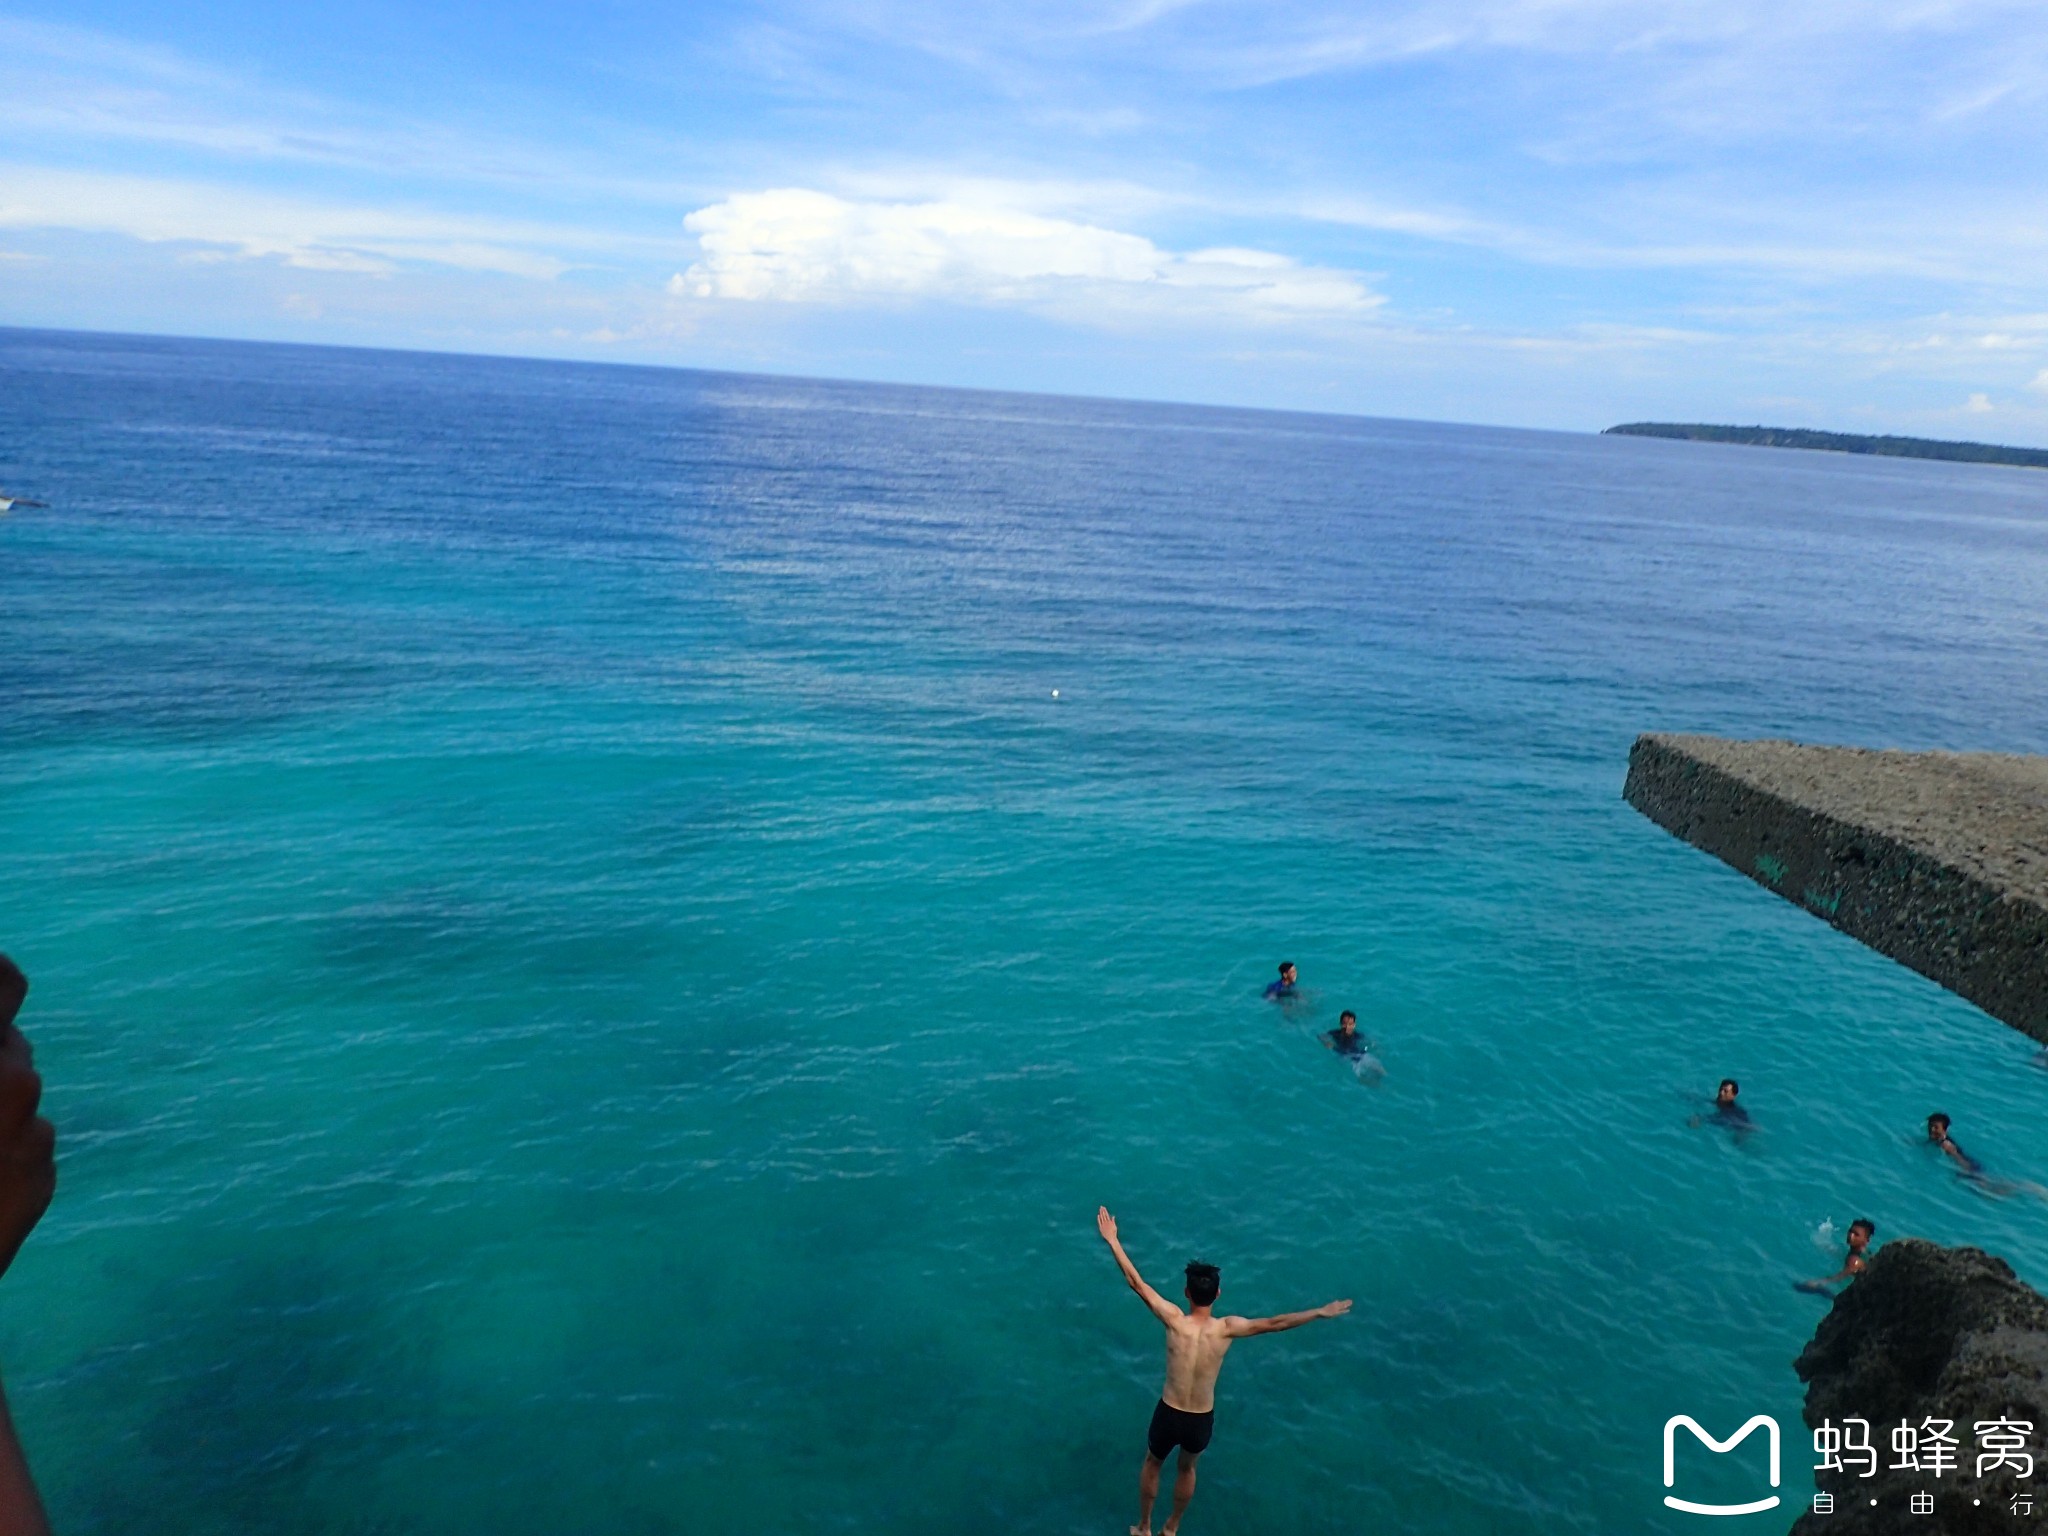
1711, 1079, 1750, 1127
1927, 1113, 2048, 1198
1323, 1011, 1365, 1058
1322, 1010, 1384, 1082
1689, 1079, 1752, 1138
1927, 1113, 1982, 1177
1262, 963, 1297, 1000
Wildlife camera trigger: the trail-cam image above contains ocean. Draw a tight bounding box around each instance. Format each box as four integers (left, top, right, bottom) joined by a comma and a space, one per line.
4, 326, 2047, 1534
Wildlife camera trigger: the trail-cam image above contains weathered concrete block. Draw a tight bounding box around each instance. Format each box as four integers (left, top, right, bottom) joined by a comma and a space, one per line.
1623, 734, 2048, 1045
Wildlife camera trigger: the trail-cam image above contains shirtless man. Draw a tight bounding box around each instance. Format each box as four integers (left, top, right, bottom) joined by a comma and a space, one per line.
1795, 1218, 1873, 1295
1096, 1207, 1350, 1536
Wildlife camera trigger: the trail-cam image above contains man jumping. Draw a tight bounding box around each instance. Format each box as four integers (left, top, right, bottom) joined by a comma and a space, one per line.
1096, 1207, 1350, 1536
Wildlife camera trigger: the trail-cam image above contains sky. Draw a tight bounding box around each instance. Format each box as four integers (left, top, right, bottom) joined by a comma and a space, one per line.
4, 0, 2048, 434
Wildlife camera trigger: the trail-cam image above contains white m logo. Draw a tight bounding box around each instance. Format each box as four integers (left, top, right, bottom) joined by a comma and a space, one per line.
1662, 1415, 1781, 1516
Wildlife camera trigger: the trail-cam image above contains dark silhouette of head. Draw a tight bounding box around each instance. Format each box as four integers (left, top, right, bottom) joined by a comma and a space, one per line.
1847, 1219, 1875, 1249
1184, 1262, 1221, 1308
1339, 1010, 1357, 1031
1278, 962, 1296, 982
0, 955, 25, 1028
1928, 1113, 1952, 1139
1717, 1079, 1739, 1103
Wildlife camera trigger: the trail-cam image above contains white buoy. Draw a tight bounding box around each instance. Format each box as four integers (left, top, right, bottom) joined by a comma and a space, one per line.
1051, 689, 1060, 698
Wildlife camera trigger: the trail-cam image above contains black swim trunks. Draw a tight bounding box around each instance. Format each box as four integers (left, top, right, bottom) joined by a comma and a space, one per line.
1146, 1399, 1215, 1459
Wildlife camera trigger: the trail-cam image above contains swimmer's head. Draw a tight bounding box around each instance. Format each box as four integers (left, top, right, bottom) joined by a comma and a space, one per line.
1717, 1079, 1739, 1104
1847, 1219, 1875, 1249
1928, 1113, 1952, 1140
1278, 963, 1296, 984
1339, 1010, 1357, 1032
1184, 1262, 1221, 1308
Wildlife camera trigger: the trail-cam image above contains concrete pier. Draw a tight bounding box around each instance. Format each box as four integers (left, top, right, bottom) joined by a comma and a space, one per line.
1623, 733, 2048, 1045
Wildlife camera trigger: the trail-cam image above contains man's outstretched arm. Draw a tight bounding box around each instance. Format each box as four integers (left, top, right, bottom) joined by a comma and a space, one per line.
1096, 1207, 1180, 1325
1225, 1299, 1352, 1337
1796, 1255, 1865, 1292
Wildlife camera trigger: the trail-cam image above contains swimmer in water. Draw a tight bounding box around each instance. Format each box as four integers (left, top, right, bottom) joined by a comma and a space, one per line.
1927, 1113, 1982, 1176
1097, 1207, 1350, 1536
1927, 1113, 2048, 1199
1263, 962, 1298, 1001
1795, 1218, 1874, 1294
1689, 1078, 1752, 1137
1323, 1010, 1384, 1080
1712, 1079, 1749, 1125
1323, 1010, 1365, 1058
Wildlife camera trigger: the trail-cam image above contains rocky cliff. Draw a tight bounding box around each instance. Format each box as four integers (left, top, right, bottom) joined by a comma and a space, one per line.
1791, 1239, 2048, 1533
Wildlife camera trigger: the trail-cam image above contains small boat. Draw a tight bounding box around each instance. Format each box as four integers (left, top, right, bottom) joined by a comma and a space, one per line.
0, 492, 48, 513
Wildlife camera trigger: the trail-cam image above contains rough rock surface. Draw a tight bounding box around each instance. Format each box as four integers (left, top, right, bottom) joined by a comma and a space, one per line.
1791, 1239, 2048, 1533
1623, 733, 2048, 1044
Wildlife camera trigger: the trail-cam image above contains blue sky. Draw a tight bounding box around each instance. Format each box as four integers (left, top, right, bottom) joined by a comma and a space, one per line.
5, 1, 2048, 434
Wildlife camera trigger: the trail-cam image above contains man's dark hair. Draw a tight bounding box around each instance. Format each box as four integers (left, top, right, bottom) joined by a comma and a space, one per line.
1184, 1262, 1221, 1307
1340, 1010, 1356, 1025
1720, 1078, 1739, 1094
1929, 1113, 1952, 1131
1849, 1219, 1875, 1237
1278, 962, 1295, 974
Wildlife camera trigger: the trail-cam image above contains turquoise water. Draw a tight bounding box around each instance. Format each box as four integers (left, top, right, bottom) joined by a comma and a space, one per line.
5, 327, 2048, 1534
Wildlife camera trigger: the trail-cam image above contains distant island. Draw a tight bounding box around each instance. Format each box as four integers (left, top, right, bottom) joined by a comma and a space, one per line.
1604, 422, 2048, 470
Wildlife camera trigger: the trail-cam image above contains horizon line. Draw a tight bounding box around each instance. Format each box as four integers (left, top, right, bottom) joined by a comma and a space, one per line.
0, 320, 1613, 440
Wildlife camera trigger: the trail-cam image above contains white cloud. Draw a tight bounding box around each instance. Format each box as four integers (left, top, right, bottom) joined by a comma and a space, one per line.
820, 0, 2048, 110
673, 188, 1381, 321
2031, 369, 2048, 394
0, 18, 712, 205
0, 165, 655, 278
1966, 391, 1995, 412
1294, 184, 2048, 286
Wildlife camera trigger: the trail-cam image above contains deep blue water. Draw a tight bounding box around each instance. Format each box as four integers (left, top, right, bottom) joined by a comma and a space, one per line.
4, 326, 2047, 1534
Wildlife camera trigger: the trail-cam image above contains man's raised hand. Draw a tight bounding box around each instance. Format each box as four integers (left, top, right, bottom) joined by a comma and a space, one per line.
0, 957, 56, 1281
1318, 1300, 1352, 1319
1096, 1206, 1119, 1244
